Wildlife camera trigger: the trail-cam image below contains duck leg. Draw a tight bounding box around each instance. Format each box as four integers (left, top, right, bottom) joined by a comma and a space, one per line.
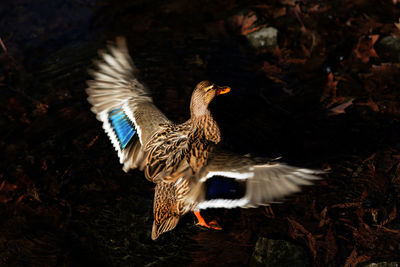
194, 211, 222, 230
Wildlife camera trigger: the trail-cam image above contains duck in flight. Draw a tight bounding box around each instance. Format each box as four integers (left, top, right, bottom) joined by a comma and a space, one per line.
86, 37, 322, 240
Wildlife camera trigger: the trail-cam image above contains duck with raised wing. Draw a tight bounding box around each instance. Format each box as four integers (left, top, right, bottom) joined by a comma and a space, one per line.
86, 37, 322, 240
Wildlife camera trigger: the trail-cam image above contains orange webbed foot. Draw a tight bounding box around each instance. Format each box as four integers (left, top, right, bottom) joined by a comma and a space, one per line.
194, 211, 222, 230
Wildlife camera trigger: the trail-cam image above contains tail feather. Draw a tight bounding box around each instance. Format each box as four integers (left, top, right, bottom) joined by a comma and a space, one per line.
151, 217, 180, 240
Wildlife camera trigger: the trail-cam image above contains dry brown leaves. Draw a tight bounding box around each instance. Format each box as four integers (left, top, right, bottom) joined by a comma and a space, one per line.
230, 11, 265, 35
344, 248, 371, 267
320, 73, 354, 115
288, 218, 317, 260
0, 178, 17, 204
260, 61, 285, 85
354, 34, 379, 64
320, 73, 339, 106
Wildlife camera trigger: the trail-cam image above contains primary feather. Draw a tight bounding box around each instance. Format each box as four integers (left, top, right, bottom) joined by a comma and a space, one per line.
86, 37, 322, 240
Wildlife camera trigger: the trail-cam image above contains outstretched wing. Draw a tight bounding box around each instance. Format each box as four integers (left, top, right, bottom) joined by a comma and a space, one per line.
86, 37, 170, 172
185, 150, 323, 209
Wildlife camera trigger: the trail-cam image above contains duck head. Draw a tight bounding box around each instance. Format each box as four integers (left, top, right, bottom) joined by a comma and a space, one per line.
190, 80, 230, 118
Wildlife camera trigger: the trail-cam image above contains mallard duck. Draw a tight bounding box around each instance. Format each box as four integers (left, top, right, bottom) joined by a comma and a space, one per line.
86, 37, 322, 240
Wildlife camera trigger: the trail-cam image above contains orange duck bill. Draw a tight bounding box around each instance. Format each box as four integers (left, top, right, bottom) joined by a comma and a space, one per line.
216, 86, 231, 95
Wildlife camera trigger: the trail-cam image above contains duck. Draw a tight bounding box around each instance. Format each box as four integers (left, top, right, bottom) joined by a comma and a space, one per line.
86, 37, 322, 240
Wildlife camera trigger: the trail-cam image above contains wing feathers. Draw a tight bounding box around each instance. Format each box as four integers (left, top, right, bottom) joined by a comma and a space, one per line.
187, 158, 322, 210
86, 37, 154, 171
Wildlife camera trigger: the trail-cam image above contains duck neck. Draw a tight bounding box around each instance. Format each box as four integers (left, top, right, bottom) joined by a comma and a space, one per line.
190, 99, 210, 118
190, 113, 221, 144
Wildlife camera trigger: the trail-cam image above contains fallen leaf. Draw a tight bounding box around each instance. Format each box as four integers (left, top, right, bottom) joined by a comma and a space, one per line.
356, 100, 380, 112
354, 34, 379, 63
33, 103, 48, 116
288, 218, 317, 260
0, 37, 7, 53
379, 205, 397, 227
280, 0, 296, 6
329, 98, 354, 116
264, 205, 275, 218
332, 202, 362, 209
231, 11, 265, 35
344, 248, 371, 267
273, 7, 286, 18
0, 196, 13, 203
321, 73, 339, 106
260, 61, 286, 84
0, 180, 17, 192
318, 207, 330, 227
395, 18, 400, 30
87, 135, 99, 148
323, 226, 338, 264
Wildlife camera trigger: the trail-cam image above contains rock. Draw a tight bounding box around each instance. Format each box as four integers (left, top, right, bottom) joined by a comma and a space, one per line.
249, 237, 310, 267
360, 262, 400, 267
246, 27, 278, 51
376, 36, 400, 62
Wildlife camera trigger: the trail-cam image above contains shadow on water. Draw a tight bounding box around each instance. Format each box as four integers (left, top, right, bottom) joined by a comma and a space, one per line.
1, 0, 400, 266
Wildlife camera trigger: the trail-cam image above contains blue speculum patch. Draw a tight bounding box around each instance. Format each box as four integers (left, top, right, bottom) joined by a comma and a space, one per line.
108, 108, 136, 149
205, 176, 246, 200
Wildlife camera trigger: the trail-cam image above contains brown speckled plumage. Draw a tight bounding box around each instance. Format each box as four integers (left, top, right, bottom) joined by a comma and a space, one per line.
86, 38, 323, 240
143, 81, 225, 238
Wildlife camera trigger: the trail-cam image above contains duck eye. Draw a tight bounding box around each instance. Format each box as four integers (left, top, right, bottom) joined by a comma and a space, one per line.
204, 85, 214, 92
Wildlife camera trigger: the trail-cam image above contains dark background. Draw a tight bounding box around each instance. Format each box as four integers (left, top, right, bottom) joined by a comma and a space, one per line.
1, 0, 400, 266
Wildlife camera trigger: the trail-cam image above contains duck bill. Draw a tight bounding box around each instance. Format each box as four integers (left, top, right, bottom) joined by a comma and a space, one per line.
216, 86, 231, 95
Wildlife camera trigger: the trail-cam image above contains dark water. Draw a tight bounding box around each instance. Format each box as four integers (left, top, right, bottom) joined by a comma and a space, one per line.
1, 0, 400, 266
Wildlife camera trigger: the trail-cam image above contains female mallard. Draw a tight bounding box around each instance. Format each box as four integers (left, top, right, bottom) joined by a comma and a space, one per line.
86, 37, 321, 240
